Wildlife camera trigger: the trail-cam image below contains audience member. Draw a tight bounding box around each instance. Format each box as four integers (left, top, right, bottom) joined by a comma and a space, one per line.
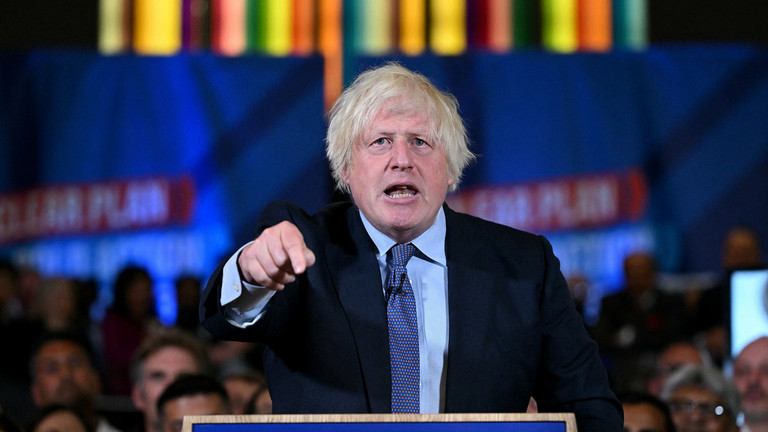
732, 336, 768, 432
592, 252, 690, 392
103, 266, 158, 395
220, 370, 266, 415
28, 404, 93, 432
621, 391, 676, 432
661, 364, 740, 432
130, 328, 211, 432
156, 375, 230, 432
173, 276, 202, 335
647, 341, 707, 396
693, 226, 765, 367
30, 331, 121, 432
566, 273, 591, 320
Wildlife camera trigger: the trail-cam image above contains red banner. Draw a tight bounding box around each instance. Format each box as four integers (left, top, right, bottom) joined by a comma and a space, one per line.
0, 176, 195, 245
446, 169, 647, 233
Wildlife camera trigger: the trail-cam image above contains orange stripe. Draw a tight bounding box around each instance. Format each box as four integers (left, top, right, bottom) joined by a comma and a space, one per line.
578, 0, 611, 51
319, 0, 342, 110
293, 0, 315, 55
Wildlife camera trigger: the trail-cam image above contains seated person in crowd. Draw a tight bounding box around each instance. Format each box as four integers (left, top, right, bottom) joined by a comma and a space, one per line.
30, 331, 120, 432
647, 341, 707, 396
620, 391, 676, 432
156, 375, 230, 432
130, 329, 211, 432
592, 252, 690, 392
28, 404, 93, 432
732, 336, 768, 432
661, 365, 740, 432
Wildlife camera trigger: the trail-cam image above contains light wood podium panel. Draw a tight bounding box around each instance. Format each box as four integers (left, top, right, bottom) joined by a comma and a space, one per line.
183, 413, 577, 432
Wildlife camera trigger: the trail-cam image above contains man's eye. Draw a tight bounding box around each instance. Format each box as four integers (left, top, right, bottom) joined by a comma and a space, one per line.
413, 138, 428, 147
372, 138, 389, 146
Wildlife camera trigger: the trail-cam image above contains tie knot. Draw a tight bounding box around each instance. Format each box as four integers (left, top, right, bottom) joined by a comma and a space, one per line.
391, 243, 416, 267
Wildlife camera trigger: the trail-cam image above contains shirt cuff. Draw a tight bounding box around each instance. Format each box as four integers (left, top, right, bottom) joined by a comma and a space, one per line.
220, 243, 277, 328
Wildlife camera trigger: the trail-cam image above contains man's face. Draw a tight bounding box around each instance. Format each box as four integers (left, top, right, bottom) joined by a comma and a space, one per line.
132, 347, 201, 430
160, 394, 228, 432
32, 340, 101, 408
733, 338, 768, 423
623, 402, 668, 432
343, 100, 453, 243
667, 386, 735, 432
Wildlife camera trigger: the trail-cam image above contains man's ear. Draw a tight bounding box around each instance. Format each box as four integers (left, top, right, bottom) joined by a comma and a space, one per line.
131, 384, 146, 411
31, 381, 43, 407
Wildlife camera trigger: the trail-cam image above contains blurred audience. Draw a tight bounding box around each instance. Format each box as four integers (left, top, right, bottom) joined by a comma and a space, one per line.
661, 365, 740, 432
621, 391, 677, 432
245, 387, 272, 415
172, 276, 202, 335
130, 328, 211, 432
647, 341, 707, 396
30, 331, 121, 432
28, 404, 93, 432
103, 266, 159, 396
592, 252, 691, 392
220, 370, 266, 415
733, 336, 768, 432
156, 375, 230, 432
693, 226, 765, 367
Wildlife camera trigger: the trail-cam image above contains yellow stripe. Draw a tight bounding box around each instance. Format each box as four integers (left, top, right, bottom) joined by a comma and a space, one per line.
400, 0, 426, 55
430, 0, 466, 55
264, 0, 293, 55
542, 0, 577, 52
134, 0, 182, 55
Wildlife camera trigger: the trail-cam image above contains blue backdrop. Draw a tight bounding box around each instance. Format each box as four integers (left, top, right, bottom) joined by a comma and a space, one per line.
1, 46, 767, 323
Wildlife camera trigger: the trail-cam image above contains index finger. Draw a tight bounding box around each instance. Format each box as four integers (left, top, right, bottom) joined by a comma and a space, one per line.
278, 224, 315, 274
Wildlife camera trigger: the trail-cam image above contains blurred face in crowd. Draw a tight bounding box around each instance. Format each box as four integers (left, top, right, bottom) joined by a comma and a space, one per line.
647, 343, 704, 396
132, 347, 201, 430
623, 402, 669, 432
32, 409, 89, 432
126, 275, 154, 319
624, 253, 657, 295
733, 337, 768, 424
160, 393, 229, 432
722, 228, 761, 269
342, 98, 454, 244
667, 385, 736, 432
32, 340, 101, 408
222, 376, 264, 415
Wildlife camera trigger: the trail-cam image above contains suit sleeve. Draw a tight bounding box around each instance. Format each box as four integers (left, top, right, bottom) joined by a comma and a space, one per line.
533, 235, 623, 431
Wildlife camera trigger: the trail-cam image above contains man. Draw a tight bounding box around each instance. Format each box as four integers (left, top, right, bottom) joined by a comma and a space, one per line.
621, 392, 676, 432
30, 332, 120, 432
155, 375, 229, 432
592, 252, 689, 392
733, 336, 768, 432
130, 329, 210, 432
200, 63, 622, 429
661, 365, 740, 432
647, 342, 706, 396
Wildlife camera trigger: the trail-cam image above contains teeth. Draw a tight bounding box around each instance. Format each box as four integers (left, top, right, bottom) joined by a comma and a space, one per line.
387, 186, 415, 198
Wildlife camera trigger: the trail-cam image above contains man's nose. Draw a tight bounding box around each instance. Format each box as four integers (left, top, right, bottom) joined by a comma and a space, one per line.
390, 138, 413, 169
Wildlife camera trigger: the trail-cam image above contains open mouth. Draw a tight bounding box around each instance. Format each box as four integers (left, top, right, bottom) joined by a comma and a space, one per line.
385, 185, 417, 198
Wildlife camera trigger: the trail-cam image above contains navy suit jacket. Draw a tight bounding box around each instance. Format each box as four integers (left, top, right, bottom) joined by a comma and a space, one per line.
200, 201, 622, 430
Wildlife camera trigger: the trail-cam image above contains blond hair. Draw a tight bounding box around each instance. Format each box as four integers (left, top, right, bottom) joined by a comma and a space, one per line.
326, 63, 475, 194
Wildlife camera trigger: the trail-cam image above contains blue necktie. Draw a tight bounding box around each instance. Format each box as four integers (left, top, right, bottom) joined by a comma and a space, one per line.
387, 243, 419, 413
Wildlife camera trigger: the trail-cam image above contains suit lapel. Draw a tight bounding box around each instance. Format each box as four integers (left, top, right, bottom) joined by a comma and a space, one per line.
325, 206, 391, 412
443, 206, 497, 411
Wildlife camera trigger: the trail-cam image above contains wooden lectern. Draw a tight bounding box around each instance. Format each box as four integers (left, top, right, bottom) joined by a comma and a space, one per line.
183, 413, 577, 432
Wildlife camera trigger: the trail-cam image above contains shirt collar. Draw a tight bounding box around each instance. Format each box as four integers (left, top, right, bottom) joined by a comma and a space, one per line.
359, 206, 447, 266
